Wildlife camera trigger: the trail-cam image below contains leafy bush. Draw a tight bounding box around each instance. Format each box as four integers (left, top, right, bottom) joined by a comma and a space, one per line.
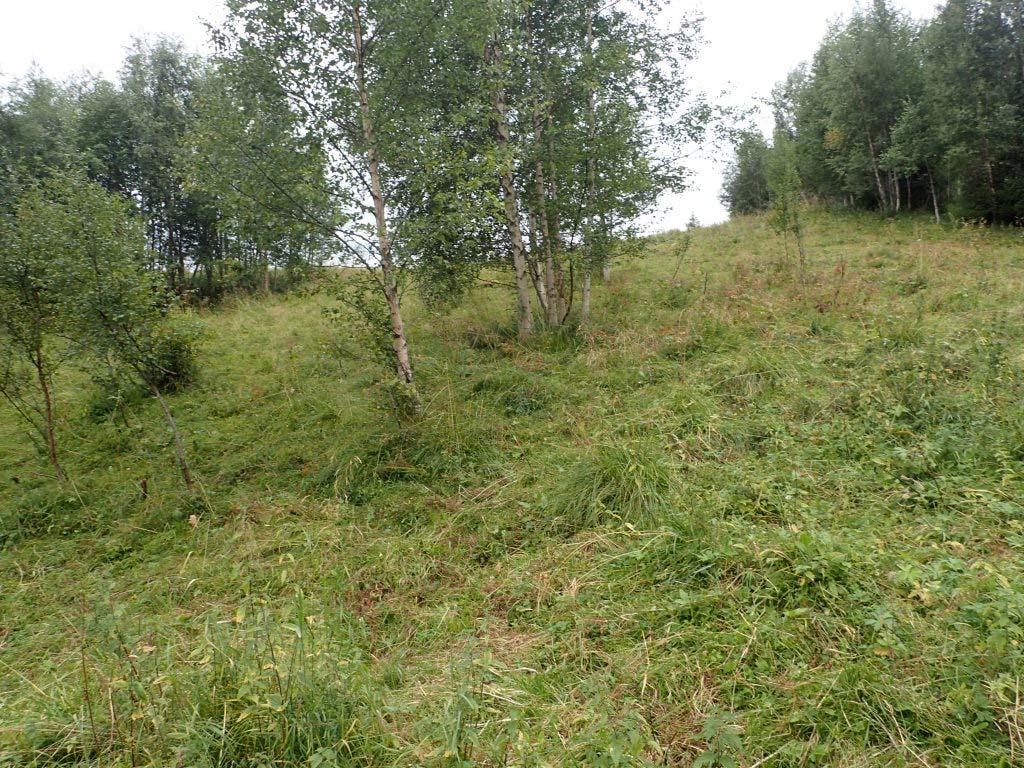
142, 318, 201, 393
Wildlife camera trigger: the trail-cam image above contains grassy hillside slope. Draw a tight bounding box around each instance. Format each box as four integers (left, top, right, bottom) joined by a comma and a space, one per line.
2, 212, 1024, 767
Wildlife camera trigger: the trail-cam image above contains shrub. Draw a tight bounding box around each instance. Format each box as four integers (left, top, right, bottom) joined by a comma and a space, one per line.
142, 318, 201, 393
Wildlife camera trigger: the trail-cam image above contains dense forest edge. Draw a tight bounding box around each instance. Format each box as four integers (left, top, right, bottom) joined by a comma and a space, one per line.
722, 0, 1024, 226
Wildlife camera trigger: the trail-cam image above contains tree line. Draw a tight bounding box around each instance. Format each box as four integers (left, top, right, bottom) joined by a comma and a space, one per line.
1, 0, 707, 483
722, 0, 1024, 224
1, 38, 334, 299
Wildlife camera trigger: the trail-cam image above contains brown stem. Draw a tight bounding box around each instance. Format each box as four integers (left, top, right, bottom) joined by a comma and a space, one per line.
526, 12, 561, 326
867, 132, 888, 210
526, 211, 549, 311
926, 163, 940, 224
581, 4, 597, 324
34, 346, 66, 483
532, 113, 559, 326
149, 382, 193, 491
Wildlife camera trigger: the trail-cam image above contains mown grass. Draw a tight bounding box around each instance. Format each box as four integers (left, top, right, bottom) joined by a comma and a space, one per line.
2, 211, 1024, 766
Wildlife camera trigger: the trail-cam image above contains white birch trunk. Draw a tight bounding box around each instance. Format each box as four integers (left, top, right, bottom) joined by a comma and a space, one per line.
352, 0, 414, 386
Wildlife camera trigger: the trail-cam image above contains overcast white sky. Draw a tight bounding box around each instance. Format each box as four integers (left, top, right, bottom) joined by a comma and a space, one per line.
1, 0, 942, 228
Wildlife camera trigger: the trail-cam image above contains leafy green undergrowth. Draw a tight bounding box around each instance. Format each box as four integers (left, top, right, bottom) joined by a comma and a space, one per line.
3, 212, 1024, 766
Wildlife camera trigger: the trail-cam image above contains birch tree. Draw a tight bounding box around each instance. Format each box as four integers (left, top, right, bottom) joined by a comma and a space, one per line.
184, 57, 336, 294
218, 0, 494, 391
515, 0, 701, 325
486, 30, 535, 340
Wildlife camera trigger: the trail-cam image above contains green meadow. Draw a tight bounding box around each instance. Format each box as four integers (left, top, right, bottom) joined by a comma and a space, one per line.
3, 212, 1024, 767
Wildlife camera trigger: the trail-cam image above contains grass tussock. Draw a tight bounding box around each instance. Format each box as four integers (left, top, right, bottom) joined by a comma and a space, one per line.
547, 436, 678, 532
8, 608, 389, 768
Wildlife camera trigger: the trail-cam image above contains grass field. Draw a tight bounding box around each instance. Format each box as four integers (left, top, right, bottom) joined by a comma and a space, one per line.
2, 211, 1024, 767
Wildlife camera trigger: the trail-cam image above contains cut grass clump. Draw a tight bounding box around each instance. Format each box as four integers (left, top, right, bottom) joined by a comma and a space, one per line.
755, 528, 874, 610
463, 319, 518, 351
472, 369, 554, 416
308, 399, 501, 506
711, 354, 785, 405
661, 316, 738, 361
894, 273, 929, 296
7, 610, 389, 768
304, 369, 509, 505
547, 437, 678, 533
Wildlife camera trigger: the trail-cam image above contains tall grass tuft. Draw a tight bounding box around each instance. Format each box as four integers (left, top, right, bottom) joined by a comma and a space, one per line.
548, 437, 677, 533
8, 608, 390, 767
